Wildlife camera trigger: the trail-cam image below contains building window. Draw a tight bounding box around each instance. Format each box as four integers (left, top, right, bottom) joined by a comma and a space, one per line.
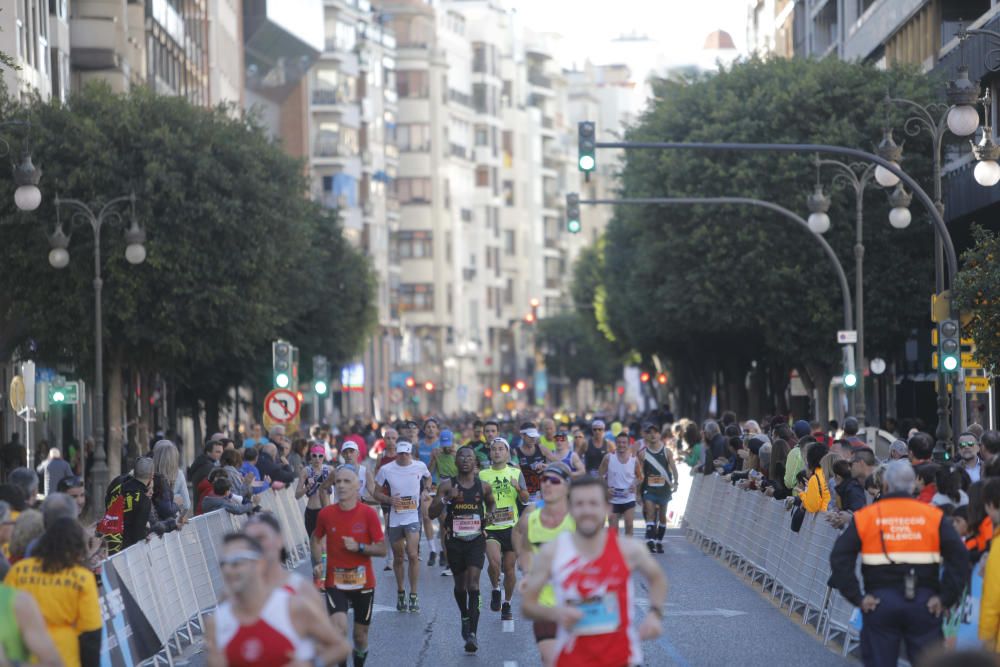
397, 70, 429, 98
475, 165, 490, 188
503, 180, 514, 206
315, 122, 358, 157
395, 178, 433, 204
472, 42, 487, 73
474, 124, 489, 147
504, 278, 514, 305
395, 231, 433, 259
503, 230, 515, 256
396, 123, 431, 151
461, 208, 474, 223
399, 284, 434, 311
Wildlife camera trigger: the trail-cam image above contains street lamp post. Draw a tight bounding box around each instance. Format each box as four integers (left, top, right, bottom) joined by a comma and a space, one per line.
48, 194, 146, 509
813, 156, 880, 428
883, 84, 979, 453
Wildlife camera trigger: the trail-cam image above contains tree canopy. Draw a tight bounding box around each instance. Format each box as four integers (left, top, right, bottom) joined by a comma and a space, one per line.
953, 225, 1000, 376
591, 57, 940, 417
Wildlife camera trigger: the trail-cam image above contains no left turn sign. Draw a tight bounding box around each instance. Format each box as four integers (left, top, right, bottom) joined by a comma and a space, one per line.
264, 389, 300, 423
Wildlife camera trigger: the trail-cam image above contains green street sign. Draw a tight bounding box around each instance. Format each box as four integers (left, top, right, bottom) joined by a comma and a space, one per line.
48, 381, 80, 405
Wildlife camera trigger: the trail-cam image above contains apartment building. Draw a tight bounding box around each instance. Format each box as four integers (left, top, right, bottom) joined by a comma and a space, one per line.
0, 0, 71, 101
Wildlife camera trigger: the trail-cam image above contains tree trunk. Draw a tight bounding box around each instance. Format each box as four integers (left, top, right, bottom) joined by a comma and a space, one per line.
205, 393, 220, 436
747, 363, 764, 421
107, 346, 125, 480
769, 363, 789, 416
138, 371, 153, 452
191, 395, 203, 453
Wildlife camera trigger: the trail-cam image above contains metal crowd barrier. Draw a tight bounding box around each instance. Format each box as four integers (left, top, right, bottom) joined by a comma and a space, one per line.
101, 487, 309, 666
683, 474, 860, 657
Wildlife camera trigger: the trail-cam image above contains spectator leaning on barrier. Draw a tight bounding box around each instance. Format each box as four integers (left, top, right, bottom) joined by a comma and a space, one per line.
829, 460, 969, 667
201, 476, 257, 516
152, 440, 190, 517
188, 436, 224, 501
977, 478, 1000, 651
258, 442, 296, 486
798, 443, 831, 514
103, 456, 154, 555
833, 459, 867, 513
6, 517, 103, 667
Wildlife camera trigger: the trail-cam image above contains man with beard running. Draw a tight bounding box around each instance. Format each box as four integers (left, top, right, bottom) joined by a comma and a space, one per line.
312, 466, 386, 667
582, 420, 613, 476
516, 432, 548, 505
429, 447, 496, 653
207, 533, 351, 667
521, 476, 667, 667
480, 437, 529, 621
513, 462, 575, 667
637, 422, 678, 553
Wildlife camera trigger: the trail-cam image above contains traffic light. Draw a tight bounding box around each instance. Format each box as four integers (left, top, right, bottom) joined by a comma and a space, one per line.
566, 193, 581, 234
424, 381, 435, 392
405, 376, 416, 389
515, 379, 526, 392
938, 319, 961, 372
639, 371, 651, 383
49, 386, 67, 403
578, 122, 596, 172
656, 372, 668, 385
500, 383, 511, 394
312, 355, 329, 395
273, 340, 292, 388
843, 346, 858, 389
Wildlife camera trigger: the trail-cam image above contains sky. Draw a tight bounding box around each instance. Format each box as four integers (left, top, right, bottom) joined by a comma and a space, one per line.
507, 0, 749, 118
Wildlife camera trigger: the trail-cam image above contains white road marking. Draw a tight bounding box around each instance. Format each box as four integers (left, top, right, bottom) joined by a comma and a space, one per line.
502, 620, 515, 632
635, 598, 746, 618
503, 662, 519, 667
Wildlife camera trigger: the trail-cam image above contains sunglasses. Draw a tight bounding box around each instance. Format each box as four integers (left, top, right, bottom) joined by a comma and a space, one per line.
541, 475, 565, 485
593, 427, 605, 431
310, 453, 325, 459
959, 441, 977, 448
219, 553, 260, 567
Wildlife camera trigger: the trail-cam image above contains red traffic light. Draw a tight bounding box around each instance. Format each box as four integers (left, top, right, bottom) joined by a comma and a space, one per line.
424, 381, 435, 392
515, 380, 526, 391
616, 385, 625, 396
656, 372, 668, 385
484, 388, 493, 398
640, 372, 651, 383
405, 377, 415, 388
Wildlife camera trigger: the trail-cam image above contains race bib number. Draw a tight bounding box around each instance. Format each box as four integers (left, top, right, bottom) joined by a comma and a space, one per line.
647, 475, 666, 487
610, 487, 629, 501
333, 567, 367, 590
395, 496, 418, 512
492, 507, 515, 527
453, 515, 482, 537
570, 594, 621, 636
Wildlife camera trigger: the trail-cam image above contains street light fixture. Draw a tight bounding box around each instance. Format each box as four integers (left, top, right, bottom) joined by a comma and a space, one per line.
806, 183, 831, 234
972, 89, 1000, 187
874, 128, 902, 188
887, 184, 913, 229
47, 192, 147, 510
945, 66, 982, 137
13, 154, 42, 212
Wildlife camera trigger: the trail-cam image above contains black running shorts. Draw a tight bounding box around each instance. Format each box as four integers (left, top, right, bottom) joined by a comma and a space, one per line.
325, 587, 375, 626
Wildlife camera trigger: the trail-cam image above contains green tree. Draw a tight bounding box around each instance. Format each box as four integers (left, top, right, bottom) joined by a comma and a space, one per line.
0, 84, 375, 470
601, 57, 938, 420
953, 225, 1000, 375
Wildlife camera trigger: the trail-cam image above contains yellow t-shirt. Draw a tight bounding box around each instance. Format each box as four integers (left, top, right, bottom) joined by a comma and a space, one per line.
5, 558, 102, 667
539, 436, 557, 453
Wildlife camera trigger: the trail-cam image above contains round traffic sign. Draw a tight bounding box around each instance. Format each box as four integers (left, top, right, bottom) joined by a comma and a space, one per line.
870, 358, 887, 375
264, 389, 300, 423
9, 376, 24, 411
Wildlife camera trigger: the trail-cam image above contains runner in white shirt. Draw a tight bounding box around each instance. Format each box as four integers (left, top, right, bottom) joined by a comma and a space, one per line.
373, 441, 431, 612
599, 431, 643, 537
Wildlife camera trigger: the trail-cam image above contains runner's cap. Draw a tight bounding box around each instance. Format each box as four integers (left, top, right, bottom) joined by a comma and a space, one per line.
440, 430, 454, 446
341, 442, 359, 453
521, 427, 540, 438
591, 419, 606, 429
543, 462, 571, 480
309, 445, 325, 455
396, 441, 413, 454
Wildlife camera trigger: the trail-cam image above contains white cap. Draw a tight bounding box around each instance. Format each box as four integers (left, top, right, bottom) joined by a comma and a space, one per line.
521, 428, 540, 439
341, 442, 359, 452
396, 441, 413, 454
591, 419, 606, 429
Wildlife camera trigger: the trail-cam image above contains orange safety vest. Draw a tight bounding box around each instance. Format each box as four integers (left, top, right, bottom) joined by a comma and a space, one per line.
854, 497, 943, 567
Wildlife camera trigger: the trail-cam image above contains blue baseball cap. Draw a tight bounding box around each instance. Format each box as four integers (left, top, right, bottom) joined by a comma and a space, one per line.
440, 429, 454, 446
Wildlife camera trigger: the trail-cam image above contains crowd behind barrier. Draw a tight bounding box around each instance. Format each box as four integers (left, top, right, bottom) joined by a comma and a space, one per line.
97, 486, 310, 667
683, 473, 863, 657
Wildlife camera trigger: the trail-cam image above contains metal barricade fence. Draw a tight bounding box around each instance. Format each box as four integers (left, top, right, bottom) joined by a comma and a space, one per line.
682, 474, 858, 656
99, 486, 310, 666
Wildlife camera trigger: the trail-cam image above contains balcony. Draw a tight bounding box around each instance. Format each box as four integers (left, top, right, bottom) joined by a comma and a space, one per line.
542, 116, 554, 129
528, 70, 552, 88
545, 277, 561, 290
70, 16, 121, 70
544, 236, 558, 249
312, 88, 350, 109
543, 194, 561, 209
449, 144, 467, 159
448, 89, 473, 108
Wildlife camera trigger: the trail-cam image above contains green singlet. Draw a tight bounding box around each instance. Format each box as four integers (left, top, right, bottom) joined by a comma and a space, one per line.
0, 584, 29, 663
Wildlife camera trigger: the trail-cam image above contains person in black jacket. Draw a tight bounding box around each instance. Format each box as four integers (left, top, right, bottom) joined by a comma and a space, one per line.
188, 436, 224, 492
701, 420, 726, 475
103, 457, 155, 554
257, 443, 296, 485
832, 459, 867, 512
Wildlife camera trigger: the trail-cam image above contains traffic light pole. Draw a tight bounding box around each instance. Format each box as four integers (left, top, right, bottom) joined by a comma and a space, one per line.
593, 138, 960, 448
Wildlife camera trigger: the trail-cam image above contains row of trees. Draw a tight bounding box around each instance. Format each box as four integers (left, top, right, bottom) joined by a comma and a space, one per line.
0, 84, 376, 474
554, 57, 950, 422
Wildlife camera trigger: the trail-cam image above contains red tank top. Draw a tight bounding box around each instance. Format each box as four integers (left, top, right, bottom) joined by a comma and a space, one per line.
215, 588, 314, 667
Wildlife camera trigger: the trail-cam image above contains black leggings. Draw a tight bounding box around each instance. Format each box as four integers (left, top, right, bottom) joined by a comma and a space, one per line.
304, 507, 321, 538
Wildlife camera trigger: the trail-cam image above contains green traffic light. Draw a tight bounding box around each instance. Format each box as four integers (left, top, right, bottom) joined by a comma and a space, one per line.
315, 380, 328, 395
275, 372, 290, 388
844, 373, 858, 388
567, 219, 581, 234
942, 355, 959, 372
52, 390, 66, 402
578, 155, 595, 171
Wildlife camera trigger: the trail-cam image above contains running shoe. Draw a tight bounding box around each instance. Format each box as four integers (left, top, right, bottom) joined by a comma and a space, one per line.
396, 592, 407, 612
464, 632, 478, 654
461, 617, 471, 642
646, 540, 656, 554
490, 589, 502, 612
408, 594, 420, 613
428, 551, 437, 567
656, 542, 664, 554
501, 602, 513, 621
441, 567, 452, 577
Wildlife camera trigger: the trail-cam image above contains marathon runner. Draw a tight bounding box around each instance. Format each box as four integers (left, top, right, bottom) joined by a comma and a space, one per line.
245, 512, 325, 611
340, 443, 376, 504
473, 420, 500, 469
479, 438, 529, 621
296, 445, 333, 540
515, 433, 548, 505
583, 420, 613, 476
513, 462, 575, 667
638, 421, 679, 553
375, 428, 398, 571
417, 418, 441, 566
552, 430, 585, 477
312, 465, 386, 667
599, 431, 643, 537
429, 446, 497, 653
429, 429, 459, 575
207, 533, 351, 667
372, 441, 431, 612
466, 420, 486, 448
521, 476, 667, 667
0, 579, 63, 667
